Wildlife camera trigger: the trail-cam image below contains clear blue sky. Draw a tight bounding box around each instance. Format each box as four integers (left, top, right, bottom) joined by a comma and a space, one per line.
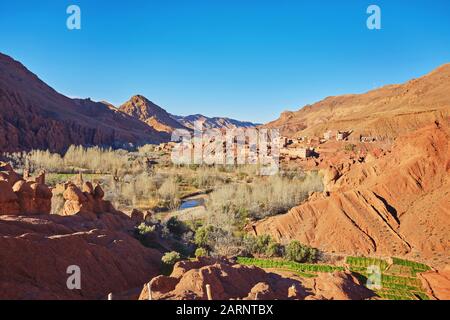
0, 1, 449, 123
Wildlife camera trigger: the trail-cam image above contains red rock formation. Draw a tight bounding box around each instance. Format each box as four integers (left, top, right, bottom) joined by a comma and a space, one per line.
0, 163, 162, 300
60, 182, 121, 220
302, 271, 376, 300
0, 162, 51, 215
254, 123, 450, 267
0, 213, 162, 300
138, 258, 374, 300
418, 266, 450, 300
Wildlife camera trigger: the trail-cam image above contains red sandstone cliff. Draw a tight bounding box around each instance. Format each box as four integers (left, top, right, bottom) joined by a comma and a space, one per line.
253, 122, 450, 268
0, 163, 161, 300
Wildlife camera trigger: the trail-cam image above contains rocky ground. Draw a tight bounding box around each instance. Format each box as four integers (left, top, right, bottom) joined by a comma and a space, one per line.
0, 162, 161, 300
138, 258, 375, 300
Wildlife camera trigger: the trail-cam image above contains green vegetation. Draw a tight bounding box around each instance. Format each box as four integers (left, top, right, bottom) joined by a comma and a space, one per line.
284, 240, 318, 263
161, 251, 181, 265
347, 256, 431, 300
346, 256, 389, 271
195, 247, 208, 258
136, 223, 156, 237
391, 257, 431, 275
237, 257, 344, 274
238, 255, 432, 301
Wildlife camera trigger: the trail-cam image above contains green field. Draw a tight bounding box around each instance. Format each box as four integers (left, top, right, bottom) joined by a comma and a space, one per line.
237, 256, 432, 300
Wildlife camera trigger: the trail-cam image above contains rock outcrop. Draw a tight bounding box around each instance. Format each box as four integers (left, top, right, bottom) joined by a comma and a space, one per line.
302, 271, 376, 300
0, 162, 51, 215
0, 163, 162, 300
138, 258, 374, 300
418, 266, 450, 300
254, 123, 450, 267
61, 182, 121, 220
0, 213, 162, 300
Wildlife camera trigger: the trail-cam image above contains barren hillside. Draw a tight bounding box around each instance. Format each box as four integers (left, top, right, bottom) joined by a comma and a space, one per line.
0, 53, 168, 153
264, 64, 450, 140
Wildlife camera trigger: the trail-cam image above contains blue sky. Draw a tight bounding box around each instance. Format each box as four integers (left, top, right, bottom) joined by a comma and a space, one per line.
0, 1, 449, 123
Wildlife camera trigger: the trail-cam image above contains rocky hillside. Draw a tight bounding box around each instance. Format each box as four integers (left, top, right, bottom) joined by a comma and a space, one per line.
0, 162, 161, 300
253, 122, 450, 268
0, 53, 168, 153
119, 95, 187, 134
264, 64, 450, 140
138, 258, 375, 300
171, 114, 259, 130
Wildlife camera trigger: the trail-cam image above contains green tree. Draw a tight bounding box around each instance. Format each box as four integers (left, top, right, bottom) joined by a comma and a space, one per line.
284, 241, 318, 263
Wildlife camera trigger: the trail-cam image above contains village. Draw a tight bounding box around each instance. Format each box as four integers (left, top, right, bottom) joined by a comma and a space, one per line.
152, 128, 385, 171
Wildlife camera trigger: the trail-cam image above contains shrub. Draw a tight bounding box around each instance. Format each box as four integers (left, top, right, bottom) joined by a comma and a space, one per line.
194, 225, 215, 248
166, 217, 187, 237
284, 241, 318, 263
195, 247, 208, 258
266, 242, 284, 258
136, 223, 155, 237
162, 251, 181, 265
243, 235, 272, 255
158, 177, 180, 210
134, 223, 156, 247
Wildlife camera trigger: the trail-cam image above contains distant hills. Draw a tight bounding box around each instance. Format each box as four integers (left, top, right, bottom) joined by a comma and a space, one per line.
170, 114, 260, 130
119, 95, 259, 133
264, 64, 450, 140
0, 53, 258, 153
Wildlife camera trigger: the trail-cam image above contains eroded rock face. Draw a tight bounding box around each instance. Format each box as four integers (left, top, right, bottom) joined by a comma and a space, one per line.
138, 258, 374, 301
418, 266, 450, 300
0, 180, 20, 215
263, 63, 450, 140
61, 183, 120, 219
302, 271, 375, 300
139, 258, 307, 300
254, 124, 450, 267
0, 53, 168, 154
0, 213, 162, 300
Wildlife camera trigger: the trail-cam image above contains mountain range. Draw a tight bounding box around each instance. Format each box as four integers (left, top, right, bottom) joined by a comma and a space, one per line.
0, 52, 258, 153
1, 51, 449, 153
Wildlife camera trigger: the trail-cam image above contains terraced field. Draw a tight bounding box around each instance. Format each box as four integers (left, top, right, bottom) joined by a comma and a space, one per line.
237, 256, 432, 300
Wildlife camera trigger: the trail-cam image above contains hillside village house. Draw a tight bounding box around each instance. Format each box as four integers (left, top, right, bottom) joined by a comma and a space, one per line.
324, 130, 352, 141
281, 147, 315, 160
